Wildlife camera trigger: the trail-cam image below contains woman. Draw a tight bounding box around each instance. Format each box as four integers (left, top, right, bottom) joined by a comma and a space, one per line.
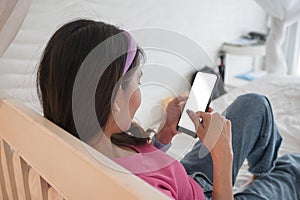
37, 19, 300, 200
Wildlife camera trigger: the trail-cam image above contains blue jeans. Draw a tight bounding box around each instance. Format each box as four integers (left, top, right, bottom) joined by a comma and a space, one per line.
180, 93, 300, 199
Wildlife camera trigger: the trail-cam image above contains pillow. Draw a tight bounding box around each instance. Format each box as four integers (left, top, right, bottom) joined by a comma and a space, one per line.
199, 66, 226, 100
0, 0, 32, 57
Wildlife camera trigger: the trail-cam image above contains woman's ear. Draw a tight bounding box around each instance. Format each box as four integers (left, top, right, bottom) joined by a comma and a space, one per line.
112, 85, 127, 113
112, 101, 121, 112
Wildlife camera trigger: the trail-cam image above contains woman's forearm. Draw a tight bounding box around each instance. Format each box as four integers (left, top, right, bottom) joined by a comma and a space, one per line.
212, 156, 234, 200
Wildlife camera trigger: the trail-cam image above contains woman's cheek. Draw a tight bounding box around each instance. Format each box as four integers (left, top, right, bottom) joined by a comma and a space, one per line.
129, 88, 141, 117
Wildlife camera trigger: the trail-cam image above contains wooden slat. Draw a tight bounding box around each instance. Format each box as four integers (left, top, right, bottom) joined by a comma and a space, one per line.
0, 138, 9, 200
13, 152, 31, 200
28, 168, 48, 200
0, 98, 169, 200
0, 139, 18, 200
48, 187, 64, 200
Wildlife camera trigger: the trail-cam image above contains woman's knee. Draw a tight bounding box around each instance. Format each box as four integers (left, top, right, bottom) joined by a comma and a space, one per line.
225, 93, 270, 117
238, 93, 269, 106
236, 93, 272, 115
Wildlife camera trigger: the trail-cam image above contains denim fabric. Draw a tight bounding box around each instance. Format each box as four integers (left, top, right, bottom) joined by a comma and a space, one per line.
191, 172, 213, 200
180, 93, 300, 199
234, 154, 300, 200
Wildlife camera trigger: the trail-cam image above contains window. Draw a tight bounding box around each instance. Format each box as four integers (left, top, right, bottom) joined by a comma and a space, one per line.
284, 20, 300, 75
296, 20, 300, 75
297, 53, 300, 75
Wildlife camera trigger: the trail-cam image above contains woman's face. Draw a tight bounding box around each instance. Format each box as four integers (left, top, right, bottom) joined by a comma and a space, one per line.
110, 67, 142, 132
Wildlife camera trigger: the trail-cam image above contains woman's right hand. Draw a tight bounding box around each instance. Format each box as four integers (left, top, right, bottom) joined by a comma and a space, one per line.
187, 110, 233, 161
187, 110, 234, 200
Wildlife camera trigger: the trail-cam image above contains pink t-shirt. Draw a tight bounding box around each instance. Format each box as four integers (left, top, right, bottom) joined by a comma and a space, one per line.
113, 143, 205, 200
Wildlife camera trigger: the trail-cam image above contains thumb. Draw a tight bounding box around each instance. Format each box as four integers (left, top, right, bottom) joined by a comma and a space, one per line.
186, 109, 200, 131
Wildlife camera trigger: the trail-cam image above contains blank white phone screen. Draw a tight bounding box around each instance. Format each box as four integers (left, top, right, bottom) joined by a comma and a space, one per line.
178, 72, 217, 133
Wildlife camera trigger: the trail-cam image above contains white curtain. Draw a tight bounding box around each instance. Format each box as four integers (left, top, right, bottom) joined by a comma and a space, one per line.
0, 0, 32, 57
254, 0, 300, 74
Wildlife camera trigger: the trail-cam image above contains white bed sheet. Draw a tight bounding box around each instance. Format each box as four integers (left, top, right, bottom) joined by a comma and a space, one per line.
168, 74, 300, 191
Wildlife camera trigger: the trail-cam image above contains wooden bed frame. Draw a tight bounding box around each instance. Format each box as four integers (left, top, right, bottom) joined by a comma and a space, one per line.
0, 98, 170, 200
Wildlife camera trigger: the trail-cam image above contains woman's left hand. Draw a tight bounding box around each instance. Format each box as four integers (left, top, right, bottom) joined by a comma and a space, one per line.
155, 96, 187, 144
156, 96, 213, 144
164, 96, 214, 133
165, 96, 188, 133
156, 95, 214, 144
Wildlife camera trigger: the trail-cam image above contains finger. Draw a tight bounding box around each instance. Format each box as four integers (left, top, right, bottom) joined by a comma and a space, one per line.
225, 119, 232, 133
196, 122, 205, 140
167, 96, 186, 107
213, 113, 226, 132
197, 111, 212, 124
176, 96, 188, 104
227, 119, 231, 127
207, 107, 214, 113
186, 110, 200, 130
178, 99, 188, 111
173, 96, 188, 111
223, 119, 232, 143
163, 97, 173, 108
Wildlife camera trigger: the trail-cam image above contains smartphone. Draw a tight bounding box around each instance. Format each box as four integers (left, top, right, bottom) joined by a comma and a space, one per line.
177, 72, 218, 137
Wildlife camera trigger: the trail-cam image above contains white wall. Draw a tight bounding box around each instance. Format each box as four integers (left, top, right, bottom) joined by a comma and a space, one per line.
100, 0, 267, 60
0, 0, 267, 126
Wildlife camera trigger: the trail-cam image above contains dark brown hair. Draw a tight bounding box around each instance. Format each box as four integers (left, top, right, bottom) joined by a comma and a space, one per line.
37, 19, 150, 146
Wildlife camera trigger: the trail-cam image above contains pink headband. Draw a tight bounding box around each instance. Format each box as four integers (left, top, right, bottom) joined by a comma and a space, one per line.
122, 31, 137, 76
